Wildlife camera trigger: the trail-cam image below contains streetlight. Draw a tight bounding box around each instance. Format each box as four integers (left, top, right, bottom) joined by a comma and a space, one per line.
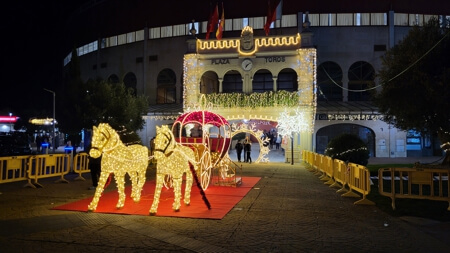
43, 88, 56, 153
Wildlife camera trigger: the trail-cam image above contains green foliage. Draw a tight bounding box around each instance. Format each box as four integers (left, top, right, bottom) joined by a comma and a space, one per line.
203, 90, 299, 108
374, 18, 450, 163
324, 133, 370, 166
58, 64, 148, 145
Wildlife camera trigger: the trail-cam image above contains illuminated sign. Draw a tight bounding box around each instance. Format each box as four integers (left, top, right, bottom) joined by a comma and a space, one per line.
0, 116, 19, 123
29, 118, 57, 125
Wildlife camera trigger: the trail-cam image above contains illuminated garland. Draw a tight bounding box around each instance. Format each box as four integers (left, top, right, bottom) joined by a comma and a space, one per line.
324, 146, 368, 157
327, 114, 383, 121
203, 90, 299, 109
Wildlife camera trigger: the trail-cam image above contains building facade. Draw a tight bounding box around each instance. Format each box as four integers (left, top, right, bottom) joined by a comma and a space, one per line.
63, 1, 450, 160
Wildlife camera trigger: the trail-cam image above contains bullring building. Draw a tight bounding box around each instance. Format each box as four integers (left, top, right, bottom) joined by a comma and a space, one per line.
63, 0, 450, 161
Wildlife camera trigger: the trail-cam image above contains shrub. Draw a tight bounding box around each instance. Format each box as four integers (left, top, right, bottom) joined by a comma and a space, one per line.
324, 133, 369, 165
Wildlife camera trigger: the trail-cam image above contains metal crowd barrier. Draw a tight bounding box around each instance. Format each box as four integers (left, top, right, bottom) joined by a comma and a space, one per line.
25, 154, 71, 188
302, 150, 374, 205
0, 155, 30, 184
379, 167, 450, 211
73, 152, 90, 181
0, 152, 92, 188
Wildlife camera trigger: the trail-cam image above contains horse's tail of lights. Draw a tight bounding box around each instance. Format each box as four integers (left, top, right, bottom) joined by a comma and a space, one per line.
104, 174, 113, 189
189, 164, 211, 209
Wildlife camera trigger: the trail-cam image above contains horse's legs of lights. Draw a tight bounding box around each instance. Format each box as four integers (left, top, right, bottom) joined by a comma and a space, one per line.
184, 167, 193, 206
150, 173, 164, 215
88, 172, 110, 211
129, 171, 137, 199
172, 176, 182, 211
115, 172, 126, 209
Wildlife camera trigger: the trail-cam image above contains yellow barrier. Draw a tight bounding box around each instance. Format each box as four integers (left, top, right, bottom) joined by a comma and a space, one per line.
344, 163, 375, 205
302, 150, 375, 206
379, 167, 450, 211
320, 155, 334, 185
73, 152, 90, 181
0, 155, 30, 184
330, 159, 348, 193
25, 154, 70, 188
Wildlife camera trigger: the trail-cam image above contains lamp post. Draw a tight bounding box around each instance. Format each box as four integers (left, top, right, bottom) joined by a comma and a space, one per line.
43, 88, 56, 154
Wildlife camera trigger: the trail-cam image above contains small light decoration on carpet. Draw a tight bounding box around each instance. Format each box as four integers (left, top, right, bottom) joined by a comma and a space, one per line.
150, 125, 210, 215
87, 123, 149, 211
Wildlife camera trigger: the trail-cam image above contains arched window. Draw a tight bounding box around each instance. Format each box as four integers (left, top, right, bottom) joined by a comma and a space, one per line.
317, 61, 343, 101
108, 74, 120, 84
277, 68, 297, 91
222, 70, 242, 93
200, 71, 219, 94
316, 124, 375, 157
253, 69, 273, 93
348, 61, 375, 101
123, 72, 137, 95
157, 68, 176, 104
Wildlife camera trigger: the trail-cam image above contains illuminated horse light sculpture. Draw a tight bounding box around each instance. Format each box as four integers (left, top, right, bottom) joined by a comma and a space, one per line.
150, 125, 198, 215
88, 123, 149, 211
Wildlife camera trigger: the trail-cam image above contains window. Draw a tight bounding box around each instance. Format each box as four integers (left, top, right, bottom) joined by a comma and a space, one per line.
253, 70, 273, 93
277, 69, 297, 92
317, 62, 343, 101
108, 74, 120, 84
222, 71, 242, 93
200, 71, 219, 94
123, 72, 137, 95
157, 69, 176, 104
348, 61, 375, 101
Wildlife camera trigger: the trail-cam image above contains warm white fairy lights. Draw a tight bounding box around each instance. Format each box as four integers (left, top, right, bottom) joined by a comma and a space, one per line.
150, 125, 197, 215
277, 108, 314, 137
87, 123, 149, 211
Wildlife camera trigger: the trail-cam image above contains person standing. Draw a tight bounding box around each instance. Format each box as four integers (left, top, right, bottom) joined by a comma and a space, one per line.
235, 140, 243, 162
244, 139, 252, 163
276, 134, 282, 150
88, 145, 102, 190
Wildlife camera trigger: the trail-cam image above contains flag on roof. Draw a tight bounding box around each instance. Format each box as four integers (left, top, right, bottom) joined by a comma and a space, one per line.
216, 3, 225, 40
206, 3, 219, 40
264, 0, 282, 36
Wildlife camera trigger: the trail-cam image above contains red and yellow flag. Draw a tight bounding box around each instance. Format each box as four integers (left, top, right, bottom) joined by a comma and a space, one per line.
216, 3, 225, 40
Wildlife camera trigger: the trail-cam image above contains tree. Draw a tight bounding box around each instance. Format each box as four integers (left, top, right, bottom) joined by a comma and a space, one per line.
374, 18, 450, 166
324, 133, 370, 166
58, 49, 148, 148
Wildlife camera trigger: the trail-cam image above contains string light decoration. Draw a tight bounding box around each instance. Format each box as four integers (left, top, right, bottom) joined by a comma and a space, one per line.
277, 108, 315, 137
88, 123, 149, 211
196, 30, 301, 56
230, 122, 270, 163
172, 110, 232, 190
150, 125, 204, 215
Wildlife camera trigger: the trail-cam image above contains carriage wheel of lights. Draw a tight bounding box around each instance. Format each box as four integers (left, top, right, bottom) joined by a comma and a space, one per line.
172, 110, 231, 190
230, 122, 270, 163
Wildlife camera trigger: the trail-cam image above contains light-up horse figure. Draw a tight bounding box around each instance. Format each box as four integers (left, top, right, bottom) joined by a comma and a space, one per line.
87, 123, 149, 211
150, 125, 198, 215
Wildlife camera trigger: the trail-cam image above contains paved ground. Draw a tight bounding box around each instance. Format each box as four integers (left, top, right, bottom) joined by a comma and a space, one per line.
1, 150, 450, 253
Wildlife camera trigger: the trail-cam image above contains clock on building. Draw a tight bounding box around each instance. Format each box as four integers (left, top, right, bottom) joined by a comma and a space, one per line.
241, 59, 253, 71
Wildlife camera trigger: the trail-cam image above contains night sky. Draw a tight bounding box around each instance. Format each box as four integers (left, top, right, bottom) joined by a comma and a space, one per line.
0, 2, 87, 117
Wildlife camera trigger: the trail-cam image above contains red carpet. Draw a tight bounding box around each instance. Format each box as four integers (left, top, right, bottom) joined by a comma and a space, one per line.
53, 177, 260, 219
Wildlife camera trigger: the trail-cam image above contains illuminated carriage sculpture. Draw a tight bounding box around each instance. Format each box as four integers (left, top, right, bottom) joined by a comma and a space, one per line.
172, 110, 233, 190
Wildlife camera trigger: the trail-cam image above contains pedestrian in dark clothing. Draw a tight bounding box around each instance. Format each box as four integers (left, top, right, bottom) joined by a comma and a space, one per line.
88, 146, 102, 190
244, 141, 252, 163
235, 140, 243, 162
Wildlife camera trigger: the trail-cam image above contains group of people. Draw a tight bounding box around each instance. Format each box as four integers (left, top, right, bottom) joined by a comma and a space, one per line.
234, 137, 252, 163
234, 130, 284, 163
262, 130, 282, 150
